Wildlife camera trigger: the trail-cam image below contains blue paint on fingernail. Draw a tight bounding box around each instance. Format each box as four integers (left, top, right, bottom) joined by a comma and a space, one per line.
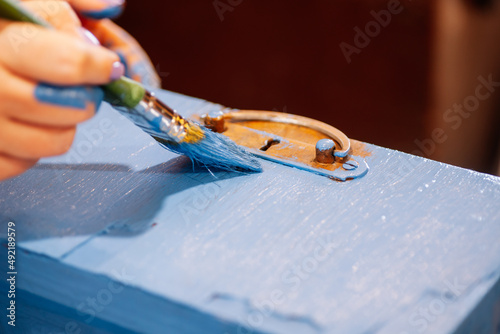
35, 84, 104, 111
117, 52, 130, 77
81, 5, 124, 20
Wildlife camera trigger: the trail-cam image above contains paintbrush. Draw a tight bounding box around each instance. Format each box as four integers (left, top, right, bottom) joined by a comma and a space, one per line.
0, 0, 262, 172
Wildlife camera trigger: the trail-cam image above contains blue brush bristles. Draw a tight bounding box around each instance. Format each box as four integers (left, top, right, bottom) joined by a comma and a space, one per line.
157, 126, 262, 173
111, 96, 262, 173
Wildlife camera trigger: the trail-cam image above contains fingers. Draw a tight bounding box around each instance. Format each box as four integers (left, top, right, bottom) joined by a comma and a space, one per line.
0, 117, 76, 160
0, 1, 123, 181
22, 0, 125, 20
21, 1, 81, 36
0, 54, 101, 181
66, 0, 125, 20
87, 19, 161, 87
0, 20, 123, 85
0, 70, 101, 128
0, 153, 38, 181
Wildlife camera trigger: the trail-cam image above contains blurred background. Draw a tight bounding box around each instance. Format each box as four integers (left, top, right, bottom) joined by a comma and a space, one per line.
115, 0, 500, 175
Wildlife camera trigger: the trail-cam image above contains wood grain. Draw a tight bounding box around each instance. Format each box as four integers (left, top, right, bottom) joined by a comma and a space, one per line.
0, 89, 499, 334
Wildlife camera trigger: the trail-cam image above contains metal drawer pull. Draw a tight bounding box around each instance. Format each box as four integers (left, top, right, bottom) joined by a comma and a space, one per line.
199, 110, 370, 181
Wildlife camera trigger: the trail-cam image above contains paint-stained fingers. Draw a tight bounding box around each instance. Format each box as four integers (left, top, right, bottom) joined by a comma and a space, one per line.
21, 0, 125, 18
87, 19, 161, 87
0, 153, 38, 181
63, 0, 125, 20
0, 118, 76, 159
0, 20, 123, 85
0, 66, 100, 127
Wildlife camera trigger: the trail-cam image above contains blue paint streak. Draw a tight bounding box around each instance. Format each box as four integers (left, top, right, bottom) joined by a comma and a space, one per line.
157, 127, 262, 173
112, 102, 262, 172
131, 61, 149, 79
117, 52, 130, 78
208, 110, 224, 118
80, 5, 124, 20
250, 148, 368, 181
150, 115, 163, 130
316, 138, 335, 151
35, 84, 103, 110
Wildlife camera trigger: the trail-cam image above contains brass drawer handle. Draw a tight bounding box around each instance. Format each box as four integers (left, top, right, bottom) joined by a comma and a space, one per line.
198, 110, 370, 181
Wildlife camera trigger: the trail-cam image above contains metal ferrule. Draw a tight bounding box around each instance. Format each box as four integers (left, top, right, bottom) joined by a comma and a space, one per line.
117, 91, 188, 143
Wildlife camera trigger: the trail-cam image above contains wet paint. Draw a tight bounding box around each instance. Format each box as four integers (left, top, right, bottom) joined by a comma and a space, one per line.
81, 5, 124, 20
34, 84, 103, 110
2, 89, 500, 334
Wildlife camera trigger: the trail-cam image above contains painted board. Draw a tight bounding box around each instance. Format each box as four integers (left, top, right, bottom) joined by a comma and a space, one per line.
0, 89, 499, 334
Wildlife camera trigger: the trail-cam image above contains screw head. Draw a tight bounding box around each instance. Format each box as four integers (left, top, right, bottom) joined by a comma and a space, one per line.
315, 139, 336, 164
342, 160, 359, 170
203, 110, 226, 133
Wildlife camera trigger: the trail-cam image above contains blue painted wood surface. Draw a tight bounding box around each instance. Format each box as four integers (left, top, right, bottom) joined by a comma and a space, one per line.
1, 89, 500, 334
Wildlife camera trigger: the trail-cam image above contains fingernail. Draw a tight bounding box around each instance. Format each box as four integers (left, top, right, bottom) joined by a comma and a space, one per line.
35, 84, 104, 111
103, 0, 125, 6
80, 1, 125, 20
79, 27, 100, 46
110, 61, 125, 80
117, 52, 130, 77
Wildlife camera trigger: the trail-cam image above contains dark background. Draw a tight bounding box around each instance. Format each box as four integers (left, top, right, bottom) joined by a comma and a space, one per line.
115, 1, 431, 154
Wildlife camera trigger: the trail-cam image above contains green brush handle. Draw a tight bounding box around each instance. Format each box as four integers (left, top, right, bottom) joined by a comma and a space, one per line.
0, 0, 50, 27
0, 0, 145, 109
102, 76, 145, 109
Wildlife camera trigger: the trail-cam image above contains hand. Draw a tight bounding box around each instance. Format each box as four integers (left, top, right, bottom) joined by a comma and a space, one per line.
51, 0, 161, 87
0, 1, 124, 181
85, 18, 161, 88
